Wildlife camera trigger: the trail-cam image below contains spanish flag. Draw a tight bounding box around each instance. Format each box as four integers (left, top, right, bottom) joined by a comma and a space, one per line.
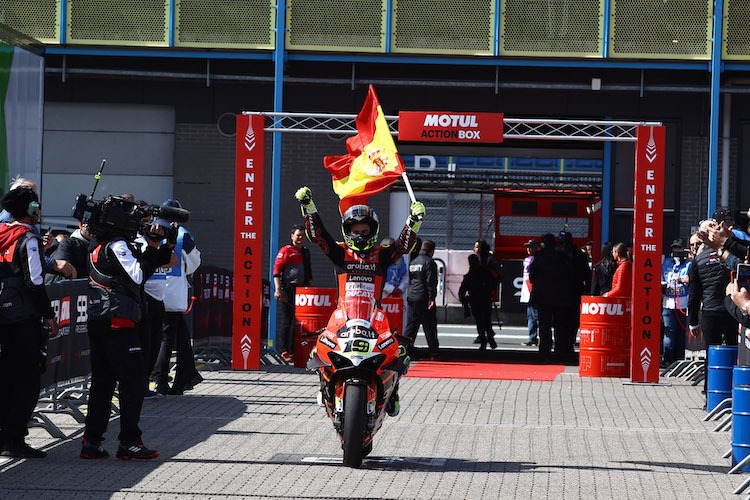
324, 85, 405, 214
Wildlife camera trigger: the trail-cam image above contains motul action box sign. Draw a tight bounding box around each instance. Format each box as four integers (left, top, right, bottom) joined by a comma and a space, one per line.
630, 125, 665, 383
233, 114, 264, 370
398, 111, 503, 143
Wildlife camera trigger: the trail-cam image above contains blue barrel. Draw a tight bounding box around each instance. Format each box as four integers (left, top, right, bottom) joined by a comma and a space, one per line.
707, 345, 738, 412
733, 366, 750, 471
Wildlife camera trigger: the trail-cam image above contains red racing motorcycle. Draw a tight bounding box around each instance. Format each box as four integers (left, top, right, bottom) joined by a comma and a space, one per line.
307, 293, 409, 468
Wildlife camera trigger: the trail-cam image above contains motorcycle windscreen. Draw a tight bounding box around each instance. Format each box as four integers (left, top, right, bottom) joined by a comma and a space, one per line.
343, 288, 376, 321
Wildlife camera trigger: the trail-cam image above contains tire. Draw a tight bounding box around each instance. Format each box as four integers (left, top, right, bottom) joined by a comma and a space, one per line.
342, 383, 367, 468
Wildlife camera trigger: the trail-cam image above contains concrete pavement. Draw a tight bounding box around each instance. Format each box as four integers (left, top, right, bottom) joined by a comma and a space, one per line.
0, 361, 741, 499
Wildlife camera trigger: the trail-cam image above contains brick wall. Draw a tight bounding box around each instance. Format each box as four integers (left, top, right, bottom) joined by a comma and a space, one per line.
679, 136, 739, 237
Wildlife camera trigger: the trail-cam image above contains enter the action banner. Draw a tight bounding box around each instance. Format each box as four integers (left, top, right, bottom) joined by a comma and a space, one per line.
630, 125, 665, 383
398, 111, 503, 143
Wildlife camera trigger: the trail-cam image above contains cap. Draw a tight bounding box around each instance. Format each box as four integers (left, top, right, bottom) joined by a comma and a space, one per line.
712, 208, 733, 222
671, 238, 686, 248
523, 239, 539, 248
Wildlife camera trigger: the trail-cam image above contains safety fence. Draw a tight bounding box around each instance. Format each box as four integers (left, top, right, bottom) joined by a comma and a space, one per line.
4, 0, 750, 60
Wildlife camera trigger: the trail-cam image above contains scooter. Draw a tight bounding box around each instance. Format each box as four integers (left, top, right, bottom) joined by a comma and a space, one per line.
307, 294, 409, 468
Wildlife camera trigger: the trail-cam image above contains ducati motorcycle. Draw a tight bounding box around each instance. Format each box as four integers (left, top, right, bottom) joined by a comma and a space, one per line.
307, 293, 409, 468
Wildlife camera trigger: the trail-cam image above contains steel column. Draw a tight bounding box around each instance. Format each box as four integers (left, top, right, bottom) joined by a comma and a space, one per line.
707, 0, 724, 217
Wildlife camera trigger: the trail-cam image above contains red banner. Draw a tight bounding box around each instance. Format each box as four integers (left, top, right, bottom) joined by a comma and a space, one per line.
630, 125, 665, 383
233, 114, 264, 370
398, 111, 503, 143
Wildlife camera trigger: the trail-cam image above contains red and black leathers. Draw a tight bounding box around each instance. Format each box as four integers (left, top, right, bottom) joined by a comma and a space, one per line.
303, 211, 417, 302
273, 244, 312, 288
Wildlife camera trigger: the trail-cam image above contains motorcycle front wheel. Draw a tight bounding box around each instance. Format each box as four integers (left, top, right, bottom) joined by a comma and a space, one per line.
342, 383, 367, 468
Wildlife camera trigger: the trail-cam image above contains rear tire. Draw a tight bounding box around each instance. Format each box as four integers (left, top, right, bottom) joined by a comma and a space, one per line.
342, 383, 367, 468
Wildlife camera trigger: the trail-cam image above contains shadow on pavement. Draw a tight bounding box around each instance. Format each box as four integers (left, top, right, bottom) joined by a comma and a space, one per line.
615, 460, 729, 474
0, 394, 246, 497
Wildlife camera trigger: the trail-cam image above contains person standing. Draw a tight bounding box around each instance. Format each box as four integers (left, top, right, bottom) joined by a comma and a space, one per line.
591, 242, 616, 295
604, 243, 632, 298
661, 238, 691, 364
273, 224, 313, 362
81, 199, 173, 460
155, 201, 203, 395
473, 239, 502, 344
530, 233, 571, 361
459, 253, 494, 350
0, 187, 58, 458
404, 240, 439, 360
520, 240, 539, 347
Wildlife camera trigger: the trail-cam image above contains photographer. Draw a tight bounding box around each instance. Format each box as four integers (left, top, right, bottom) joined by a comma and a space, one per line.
0, 187, 58, 458
661, 239, 691, 364
80, 195, 173, 460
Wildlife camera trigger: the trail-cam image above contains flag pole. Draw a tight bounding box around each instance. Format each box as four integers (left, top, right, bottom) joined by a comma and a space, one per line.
401, 172, 417, 204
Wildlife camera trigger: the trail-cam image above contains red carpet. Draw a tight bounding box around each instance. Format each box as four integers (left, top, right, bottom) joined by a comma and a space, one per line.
403, 361, 565, 381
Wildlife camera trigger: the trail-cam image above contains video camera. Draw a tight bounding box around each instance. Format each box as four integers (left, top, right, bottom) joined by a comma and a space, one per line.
670, 249, 688, 264
72, 194, 189, 242
71, 160, 190, 242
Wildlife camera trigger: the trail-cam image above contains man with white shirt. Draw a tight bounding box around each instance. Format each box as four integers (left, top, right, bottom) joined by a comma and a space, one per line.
0, 186, 59, 458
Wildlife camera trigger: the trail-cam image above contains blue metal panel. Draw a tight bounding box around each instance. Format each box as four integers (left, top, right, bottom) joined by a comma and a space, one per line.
268, 0, 287, 352
45, 47, 274, 60
169, 0, 175, 47
602, 0, 611, 58
61, 0, 67, 45
494, 0, 501, 56
707, 0, 724, 217
287, 53, 710, 71
602, 141, 612, 242
385, 0, 393, 53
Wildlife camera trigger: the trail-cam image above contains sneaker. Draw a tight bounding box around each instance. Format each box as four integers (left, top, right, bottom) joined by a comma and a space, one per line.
80, 439, 109, 459
280, 351, 293, 362
472, 336, 481, 344
316, 391, 325, 407
116, 443, 159, 460
521, 341, 538, 347
155, 383, 172, 395
386, 392, 400, 417
1, 440, 47, 458
488, 337, 497, 349
143, 389, 159, 399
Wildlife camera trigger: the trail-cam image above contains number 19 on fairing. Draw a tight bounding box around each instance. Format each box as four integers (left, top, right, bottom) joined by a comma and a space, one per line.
343, 340, 371, 353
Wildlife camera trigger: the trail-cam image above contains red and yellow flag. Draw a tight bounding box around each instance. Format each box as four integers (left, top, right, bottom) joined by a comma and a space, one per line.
324, 85, 405, 214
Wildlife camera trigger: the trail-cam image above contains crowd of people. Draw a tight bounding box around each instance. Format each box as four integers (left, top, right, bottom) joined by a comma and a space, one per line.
0, 178, 202, 460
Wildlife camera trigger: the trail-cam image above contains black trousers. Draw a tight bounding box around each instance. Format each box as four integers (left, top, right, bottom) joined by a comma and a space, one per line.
139, 295, 165, 389
84, 319, 145, 446
470, 299, 492, 346
276, 287, 296, 355
537, 304, 567, 355
0, 318, 43, 441
154, 312, 199, 390
404, 299, 439, 355
702, 309, 739, 392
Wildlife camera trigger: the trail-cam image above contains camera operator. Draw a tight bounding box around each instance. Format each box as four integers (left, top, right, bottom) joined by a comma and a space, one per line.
135, 214, 178, 399
80, 196, 173, 460
0, 187, 59, 458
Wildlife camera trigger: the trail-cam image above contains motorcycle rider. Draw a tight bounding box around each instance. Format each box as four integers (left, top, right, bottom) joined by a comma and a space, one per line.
294, 186, 424, 417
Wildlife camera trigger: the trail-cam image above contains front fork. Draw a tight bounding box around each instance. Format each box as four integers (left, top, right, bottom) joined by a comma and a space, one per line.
322, 373, 378, 431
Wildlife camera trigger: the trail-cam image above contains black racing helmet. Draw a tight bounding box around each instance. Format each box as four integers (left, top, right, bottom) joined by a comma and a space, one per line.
342, 205, 379, 252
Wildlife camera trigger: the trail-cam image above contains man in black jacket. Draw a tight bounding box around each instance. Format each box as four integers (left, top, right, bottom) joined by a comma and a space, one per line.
0, 187, 59, 458
47, 223, 91, 283
529, 233, 572, 361
404, 240, 439, 360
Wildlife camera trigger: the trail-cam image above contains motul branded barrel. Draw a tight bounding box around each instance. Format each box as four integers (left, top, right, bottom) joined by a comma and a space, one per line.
293, 287, 337, 369
380, 297, 404, 336
578, 296, 631, 377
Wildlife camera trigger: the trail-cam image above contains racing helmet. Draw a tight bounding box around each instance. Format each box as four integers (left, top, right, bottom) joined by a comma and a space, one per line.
342, 205, 379, 252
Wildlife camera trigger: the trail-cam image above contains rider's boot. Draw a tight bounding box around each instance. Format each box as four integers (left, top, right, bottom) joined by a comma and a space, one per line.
386, 391, 400, 417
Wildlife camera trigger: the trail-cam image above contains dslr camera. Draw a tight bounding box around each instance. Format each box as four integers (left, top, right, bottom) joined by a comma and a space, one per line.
72, 194, 189, 242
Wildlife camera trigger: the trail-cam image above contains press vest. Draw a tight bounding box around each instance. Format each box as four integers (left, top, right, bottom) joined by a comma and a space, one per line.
87, 238, 143, 323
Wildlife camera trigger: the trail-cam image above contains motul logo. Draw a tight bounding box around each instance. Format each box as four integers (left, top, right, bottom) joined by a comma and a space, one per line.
423, 114, 479, 128
382, 303, 400, 313
296, 294, 333, 307
581, 302, 624, 316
